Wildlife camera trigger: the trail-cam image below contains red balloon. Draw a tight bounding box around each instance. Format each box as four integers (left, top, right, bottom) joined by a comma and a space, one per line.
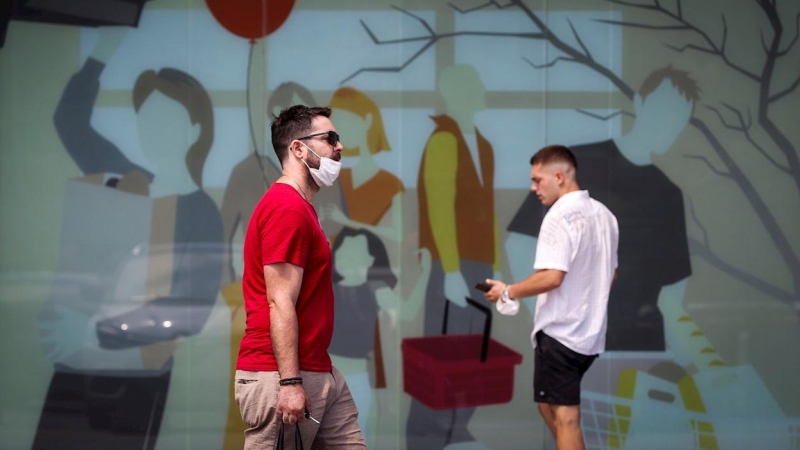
206, 0, 296, 42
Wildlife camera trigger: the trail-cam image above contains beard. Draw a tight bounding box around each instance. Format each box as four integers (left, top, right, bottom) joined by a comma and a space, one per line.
302, 163, 319, 190
302, 153, 320, 190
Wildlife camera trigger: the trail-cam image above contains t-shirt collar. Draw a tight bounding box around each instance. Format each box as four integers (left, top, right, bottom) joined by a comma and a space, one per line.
553, 190, 589, 207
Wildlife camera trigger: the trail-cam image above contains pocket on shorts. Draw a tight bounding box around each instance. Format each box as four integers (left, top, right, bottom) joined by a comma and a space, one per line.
234, 377, 261, 426
234, 378, 258, 406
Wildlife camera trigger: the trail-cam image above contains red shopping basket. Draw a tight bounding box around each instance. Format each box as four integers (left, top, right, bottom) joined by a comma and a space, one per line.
402, 297, 522, 410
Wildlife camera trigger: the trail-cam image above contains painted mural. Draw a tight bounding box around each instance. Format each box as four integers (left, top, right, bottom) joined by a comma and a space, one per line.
1, 1, 798, 449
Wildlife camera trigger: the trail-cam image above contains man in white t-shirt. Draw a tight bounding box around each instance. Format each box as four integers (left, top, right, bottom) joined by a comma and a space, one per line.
484, 145, 619, 450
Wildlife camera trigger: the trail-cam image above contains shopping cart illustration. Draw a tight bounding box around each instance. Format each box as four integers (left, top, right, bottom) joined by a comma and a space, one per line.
579, 390, 800, 450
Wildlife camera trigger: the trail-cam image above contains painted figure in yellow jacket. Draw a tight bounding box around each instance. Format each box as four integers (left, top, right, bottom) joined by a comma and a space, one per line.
406, 64, 500, 450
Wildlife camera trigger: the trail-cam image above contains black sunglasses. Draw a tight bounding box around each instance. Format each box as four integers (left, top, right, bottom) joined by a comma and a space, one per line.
297, 131, 340, 147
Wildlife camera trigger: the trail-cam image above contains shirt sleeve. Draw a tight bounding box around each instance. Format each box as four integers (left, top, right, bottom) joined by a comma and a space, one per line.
533, 215, 572, 272
261, 208, 315, 269
54, 57, 152, 179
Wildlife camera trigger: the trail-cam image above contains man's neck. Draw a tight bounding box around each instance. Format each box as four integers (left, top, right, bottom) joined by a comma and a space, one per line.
281, 166, 317, 203
352, 152, 379, 188
559, 183, 581, 198
149, 166, 196, 197
338, 271, 368, 287
449, 111, 475, 138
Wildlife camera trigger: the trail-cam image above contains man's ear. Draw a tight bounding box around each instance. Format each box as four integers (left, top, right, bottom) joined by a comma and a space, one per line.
555, 170, 565, 186
287, 140, 301, 158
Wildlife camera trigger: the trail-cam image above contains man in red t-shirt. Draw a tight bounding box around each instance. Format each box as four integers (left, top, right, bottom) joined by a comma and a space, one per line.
234, 105, 365, 449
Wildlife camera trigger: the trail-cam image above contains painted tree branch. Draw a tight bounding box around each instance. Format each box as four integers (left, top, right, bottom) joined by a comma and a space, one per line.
776, 11, 800, 56
448, 0, 514, 14
568, 19, 593, 60
691, 116, 800, 294
604, 0, 800, 293
687, 194, 793, 304
351, 0, 800, 298
705, 104, 790, 174
683, 155, 734, 179
750, 0, 800, 196
340, 6, 544, 84
575, 109, 634, 120
686, 195, 794, 304
522, 55, 577, 69
769, 73, 800, 102
530, 0, 800, 253
687, 188, 794, 302
597, 6, 761, 82
687, 197, 709, 245
511, 0, 635, 97
688, 237, 794, 304
594, 20, 689, 31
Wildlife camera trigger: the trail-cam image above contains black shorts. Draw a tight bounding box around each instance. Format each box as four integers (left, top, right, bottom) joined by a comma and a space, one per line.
533, 331, 597, 406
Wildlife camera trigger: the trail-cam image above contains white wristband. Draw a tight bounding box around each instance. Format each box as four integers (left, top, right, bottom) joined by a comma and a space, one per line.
496, 283, 519, 316
501, 284, 512, 303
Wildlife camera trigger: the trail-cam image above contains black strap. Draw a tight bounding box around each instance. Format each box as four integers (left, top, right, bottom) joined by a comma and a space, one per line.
442, 297, 492, 362
276, 422, 304, 450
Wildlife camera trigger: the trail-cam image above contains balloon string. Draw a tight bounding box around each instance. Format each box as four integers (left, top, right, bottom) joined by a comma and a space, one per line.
246, 41, 270, 190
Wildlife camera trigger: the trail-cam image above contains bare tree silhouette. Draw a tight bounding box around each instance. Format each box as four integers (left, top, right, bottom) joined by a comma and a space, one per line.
345, 0, 800, 307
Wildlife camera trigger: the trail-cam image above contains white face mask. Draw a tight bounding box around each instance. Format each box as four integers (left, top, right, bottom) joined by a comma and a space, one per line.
299, 142, 342, 187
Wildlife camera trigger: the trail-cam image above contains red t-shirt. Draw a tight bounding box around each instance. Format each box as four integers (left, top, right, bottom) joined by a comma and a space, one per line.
237, 183, 334, 372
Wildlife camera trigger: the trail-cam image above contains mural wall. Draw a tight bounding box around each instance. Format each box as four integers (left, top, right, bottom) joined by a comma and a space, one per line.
1, 0, 798, 449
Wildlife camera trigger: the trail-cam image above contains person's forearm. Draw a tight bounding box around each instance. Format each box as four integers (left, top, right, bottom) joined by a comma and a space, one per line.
55, 58, 150, 178
401, 268, 431, 321
508, 270, 563, 299
96, 295, 215, 349
270, 300, 301, 378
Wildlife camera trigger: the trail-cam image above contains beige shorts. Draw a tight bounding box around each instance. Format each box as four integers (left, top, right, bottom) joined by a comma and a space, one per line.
234, 367, 365, 450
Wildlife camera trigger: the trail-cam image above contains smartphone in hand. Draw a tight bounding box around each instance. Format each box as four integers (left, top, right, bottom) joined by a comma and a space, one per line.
475, 281, 492, 292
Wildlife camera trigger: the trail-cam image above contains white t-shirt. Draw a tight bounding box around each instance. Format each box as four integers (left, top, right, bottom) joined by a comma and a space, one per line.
531, 190, 619, 355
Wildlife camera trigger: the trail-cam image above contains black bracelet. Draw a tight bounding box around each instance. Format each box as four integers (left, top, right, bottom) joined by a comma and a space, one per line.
279, 377, 303, 386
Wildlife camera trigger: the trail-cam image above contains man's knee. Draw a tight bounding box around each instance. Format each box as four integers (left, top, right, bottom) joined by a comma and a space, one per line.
553, 405, 581, 429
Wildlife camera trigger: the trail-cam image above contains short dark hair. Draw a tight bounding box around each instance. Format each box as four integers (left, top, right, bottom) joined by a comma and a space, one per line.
640, 65, 701, 104
530, 145, 578, 171
271, 105, 332, 165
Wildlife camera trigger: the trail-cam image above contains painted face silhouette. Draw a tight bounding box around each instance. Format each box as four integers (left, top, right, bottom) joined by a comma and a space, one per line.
632, 80, 693, 156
